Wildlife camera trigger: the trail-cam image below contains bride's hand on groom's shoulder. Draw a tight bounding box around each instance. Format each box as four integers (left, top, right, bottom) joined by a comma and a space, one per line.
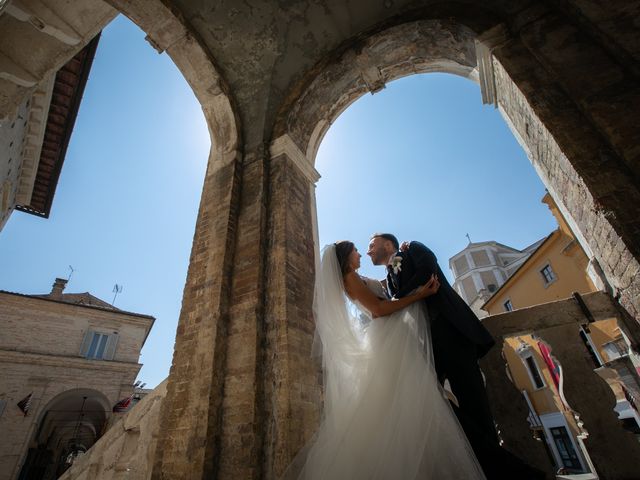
417, 274, 440, 298
400, 241, 410, 252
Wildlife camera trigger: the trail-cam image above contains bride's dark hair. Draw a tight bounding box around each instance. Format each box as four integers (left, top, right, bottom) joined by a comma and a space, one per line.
334, 241, 355, 275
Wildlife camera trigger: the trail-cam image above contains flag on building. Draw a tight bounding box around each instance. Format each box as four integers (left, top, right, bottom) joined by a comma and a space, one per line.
538, 341, 560, 389
17, 393, 33, 416
112, 395, 133, 413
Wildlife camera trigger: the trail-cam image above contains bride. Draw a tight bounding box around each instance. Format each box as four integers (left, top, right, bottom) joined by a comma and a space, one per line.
283, 241, 485, 479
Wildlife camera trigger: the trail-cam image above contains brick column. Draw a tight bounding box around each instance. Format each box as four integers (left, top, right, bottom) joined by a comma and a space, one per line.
262, 134, 323, 479
151, 135, 322, 480
151, 149, 243, 479
215, 147, 270, 479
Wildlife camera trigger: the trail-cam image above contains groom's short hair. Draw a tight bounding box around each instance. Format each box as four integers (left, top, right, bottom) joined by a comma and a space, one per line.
371, 233, 399, 250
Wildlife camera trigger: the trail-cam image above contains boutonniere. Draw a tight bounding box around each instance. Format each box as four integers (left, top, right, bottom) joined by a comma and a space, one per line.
390, 256, 403, 275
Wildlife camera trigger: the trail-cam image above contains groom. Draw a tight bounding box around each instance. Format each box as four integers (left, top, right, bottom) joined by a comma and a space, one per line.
367, 233, 545, 480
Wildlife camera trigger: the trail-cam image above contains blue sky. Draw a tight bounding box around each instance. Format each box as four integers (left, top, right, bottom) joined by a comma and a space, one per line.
316, 72, 556, 281
0, 15, 555, 389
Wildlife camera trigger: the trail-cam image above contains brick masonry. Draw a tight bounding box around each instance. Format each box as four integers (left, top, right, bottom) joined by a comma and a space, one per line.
5, 1, 639, 479
130, 3, 640, 479
0, 292, 150, 480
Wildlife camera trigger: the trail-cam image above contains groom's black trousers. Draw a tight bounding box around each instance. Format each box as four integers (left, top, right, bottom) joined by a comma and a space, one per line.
430, 314, 546, 480
429, 313, 499, 445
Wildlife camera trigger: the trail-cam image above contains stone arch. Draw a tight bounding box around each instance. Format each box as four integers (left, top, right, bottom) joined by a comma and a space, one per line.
276, 18, 481, 164
1, 0, 240, 159
19, 388, 112, 479
271, 14, 640, 322
263, 11, 640, 477
5, 3, 640, 479
104, 0, 240, 161
34, 387, 112, 425
87, 4, 246, 479
3, 2, 244, 477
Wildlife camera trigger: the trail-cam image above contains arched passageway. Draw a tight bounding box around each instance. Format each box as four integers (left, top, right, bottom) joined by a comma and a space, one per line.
267, 11, 640, 479
2, 2, 639, 479
18, 389, 110, 480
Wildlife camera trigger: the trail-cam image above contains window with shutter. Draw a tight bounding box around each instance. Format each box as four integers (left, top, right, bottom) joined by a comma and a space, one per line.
80, 330, 119, 360
104, 332, 119, 360
79, 330, 92, 357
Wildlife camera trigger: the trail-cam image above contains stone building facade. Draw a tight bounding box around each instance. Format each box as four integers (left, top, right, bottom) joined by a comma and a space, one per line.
481, 192, 598, 315
451, 192, 606, 319
0, 279, 154, 480
1, 1, 640, 478
450, 238, 543, 316
452, 193, 639, 475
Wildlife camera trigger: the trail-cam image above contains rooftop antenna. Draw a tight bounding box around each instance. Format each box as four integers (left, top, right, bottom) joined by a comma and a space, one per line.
67, 265, 75, 283
465, 233, 472, 244
112, 284, 123, 306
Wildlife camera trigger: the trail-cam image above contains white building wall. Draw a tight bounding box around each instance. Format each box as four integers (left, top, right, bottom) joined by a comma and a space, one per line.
449, 242, 539, 309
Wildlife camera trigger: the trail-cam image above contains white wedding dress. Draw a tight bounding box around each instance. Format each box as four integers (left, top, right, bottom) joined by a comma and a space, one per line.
283, 245, 485, 480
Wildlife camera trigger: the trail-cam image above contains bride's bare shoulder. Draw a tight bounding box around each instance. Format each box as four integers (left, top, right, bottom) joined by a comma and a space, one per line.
342, 272, 362, 294
343, 271, 359, 285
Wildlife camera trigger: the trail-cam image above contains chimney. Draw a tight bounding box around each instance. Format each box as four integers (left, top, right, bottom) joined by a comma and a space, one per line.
50, 278, 68, 299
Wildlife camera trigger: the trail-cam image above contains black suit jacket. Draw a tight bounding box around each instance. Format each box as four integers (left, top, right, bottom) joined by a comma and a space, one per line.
386, 241, 495, 358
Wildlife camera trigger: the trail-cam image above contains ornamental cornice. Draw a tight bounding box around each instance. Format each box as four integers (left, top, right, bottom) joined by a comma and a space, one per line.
0, 348, 141, 373
270, 133, 321, 184
475, 24, 508, 107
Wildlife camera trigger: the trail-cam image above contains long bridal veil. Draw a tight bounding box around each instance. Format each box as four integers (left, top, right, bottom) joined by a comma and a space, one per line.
283, 244, 485, 480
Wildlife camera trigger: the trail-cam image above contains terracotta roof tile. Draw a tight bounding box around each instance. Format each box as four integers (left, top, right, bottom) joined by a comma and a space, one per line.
15, 34, 101, 218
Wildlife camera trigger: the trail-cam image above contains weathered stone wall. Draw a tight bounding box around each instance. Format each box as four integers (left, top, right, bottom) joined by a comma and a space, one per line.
149, 153, 243, 480
263, 146, 322, 478
2, 2, 640, 479
211, 149, 268, 480
562, 0, 640, 68
481, 292, 640, 480
491, 24, 640, 319
277, 18, 480, 161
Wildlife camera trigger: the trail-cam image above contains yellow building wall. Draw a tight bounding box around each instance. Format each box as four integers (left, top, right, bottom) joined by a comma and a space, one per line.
503, 335, 565, 415
487, 195, 615, 469
589, 318, 624, 362
485, 229, 596, 315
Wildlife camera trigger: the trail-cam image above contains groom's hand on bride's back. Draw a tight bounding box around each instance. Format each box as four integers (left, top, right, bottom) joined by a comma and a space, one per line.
417, 274, 440, 298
